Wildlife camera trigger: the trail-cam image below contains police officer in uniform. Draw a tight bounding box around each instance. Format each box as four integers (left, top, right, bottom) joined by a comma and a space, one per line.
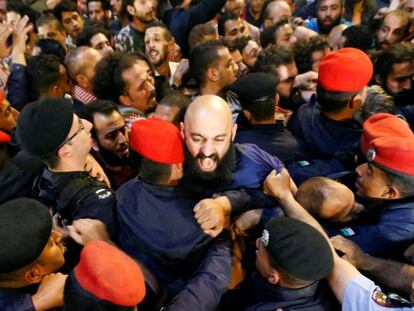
16, 98, 117, 271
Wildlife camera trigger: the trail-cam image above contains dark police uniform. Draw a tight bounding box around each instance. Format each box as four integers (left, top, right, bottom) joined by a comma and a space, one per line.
117, 179, 232, 311
0, 286, 36, 311
289, 97, 362, 160
327, 198, 414, 259
235, 122, 308, 164
36, 169, 117, 271
225, 271, 340, 311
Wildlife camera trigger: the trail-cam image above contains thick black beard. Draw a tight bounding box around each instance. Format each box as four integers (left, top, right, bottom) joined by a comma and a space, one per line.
180, 143, 236, 195
317, 17, 341, 35
94, 142, 130, 168
389, 88, 414, 106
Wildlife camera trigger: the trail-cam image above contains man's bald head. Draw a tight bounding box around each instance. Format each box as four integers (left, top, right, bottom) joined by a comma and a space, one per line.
328, 24, 348, 50
182, 95, 237, 173
263, 0, 292, 29
296, 177, 364, 223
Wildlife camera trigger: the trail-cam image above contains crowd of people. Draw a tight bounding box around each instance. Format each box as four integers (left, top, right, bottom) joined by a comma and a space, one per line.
0, 0, 413, 310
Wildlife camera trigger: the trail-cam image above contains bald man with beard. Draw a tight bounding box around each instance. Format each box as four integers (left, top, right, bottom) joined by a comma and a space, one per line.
180, 95, 286, 237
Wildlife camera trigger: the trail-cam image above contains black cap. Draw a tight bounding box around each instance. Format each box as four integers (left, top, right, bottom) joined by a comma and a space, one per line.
229, 72, 279, 108
0, 198, 52, 273
16, 98, 74, 156
262, 217, 333, 281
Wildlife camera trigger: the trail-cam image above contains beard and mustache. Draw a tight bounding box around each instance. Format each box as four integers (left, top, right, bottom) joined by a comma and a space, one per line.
180, 143, 236, 195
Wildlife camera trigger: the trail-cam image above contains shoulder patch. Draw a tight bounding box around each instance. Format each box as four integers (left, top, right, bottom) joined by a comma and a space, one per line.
340, 227, 355, 237
95, 188, 112, 199
372, 290, 413, 308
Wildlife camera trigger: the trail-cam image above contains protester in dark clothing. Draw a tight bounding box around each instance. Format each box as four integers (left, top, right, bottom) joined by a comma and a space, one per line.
162, 0, 226, 56
117, 118, 231, 311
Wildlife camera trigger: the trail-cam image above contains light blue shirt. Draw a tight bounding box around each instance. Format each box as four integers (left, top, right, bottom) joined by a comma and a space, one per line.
343, 275, 413, 311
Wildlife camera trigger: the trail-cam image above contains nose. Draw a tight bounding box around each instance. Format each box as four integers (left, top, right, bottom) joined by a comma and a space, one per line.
403, 78, 412, 90
355, 163, 365, 177
353, 202, 365, 214
201, 140, 214, 157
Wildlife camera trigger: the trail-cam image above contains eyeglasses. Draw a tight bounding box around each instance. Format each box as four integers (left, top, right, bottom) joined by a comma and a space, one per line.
57, 118, 85, 150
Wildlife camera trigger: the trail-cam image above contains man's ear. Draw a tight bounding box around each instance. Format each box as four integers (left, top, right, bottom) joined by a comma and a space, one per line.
231, 123, 237, 141
180, 122, 185, 139
75, 74, 90, 90
126, 4, 136, 16
207, 68, 219, 82
267, 270, 280, 285
382, 185, 400, 199
350, 92, 363, 110
119, 95, 132, 107
49, 85, 61, 98
91, 138, 99, 152
25, 265, 43, 284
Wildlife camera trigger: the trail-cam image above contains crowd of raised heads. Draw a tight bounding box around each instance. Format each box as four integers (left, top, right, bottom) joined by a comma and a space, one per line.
0, 0, 413, 310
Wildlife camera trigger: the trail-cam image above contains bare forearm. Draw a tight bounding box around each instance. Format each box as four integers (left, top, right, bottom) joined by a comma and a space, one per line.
357, 255, 414, 294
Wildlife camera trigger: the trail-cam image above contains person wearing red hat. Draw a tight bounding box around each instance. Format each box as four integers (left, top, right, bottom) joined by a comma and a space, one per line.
324, 113, 414, 260
117, 117, 232, 311
289, 47, 373, 178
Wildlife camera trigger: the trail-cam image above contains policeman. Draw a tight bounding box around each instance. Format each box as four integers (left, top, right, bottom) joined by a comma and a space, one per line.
328, 113, 414, 259
16, 98, 117, 270
0, 198, 67, 311
117, 118, 231, 311
225, 217, 340, 310
230, 72, 308, 164
289, 48, 373, 162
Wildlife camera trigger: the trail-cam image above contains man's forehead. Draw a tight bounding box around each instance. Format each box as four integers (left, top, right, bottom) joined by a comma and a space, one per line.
93, 111, 124, 130
145, 27, 165, 37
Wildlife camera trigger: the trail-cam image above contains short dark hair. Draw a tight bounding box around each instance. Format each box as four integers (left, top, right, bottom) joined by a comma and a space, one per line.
75, 22, 112, 47
342, 25, 372, 52
7, 1, 40, 31
35, 38, 67, 62
169, 0, 185, 8
53, 0, 80, 22
93, 51, 153, 103
146, 20, 173, 42
242, 97, 275, 121
188, 23, 217, 50
36, 15, 66, 33
27, 54, 62, 99
382, 168, 414, 198
158, 91, 191, 124
122, 0, 138, 21
189, 40, 226, 87
40, 150, 61, 169
139, 157, 172, 185
87, 0, 110, 10
218, 11, 239, 36
316, 85, 360, 113
252, 45, 294, 76
77, 100, 120, 140
260, 18, 290, 49
294, 36, 329, 73
374, 43, 414, 85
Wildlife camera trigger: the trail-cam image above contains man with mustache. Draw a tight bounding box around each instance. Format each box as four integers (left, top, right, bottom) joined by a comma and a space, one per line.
374, 43, 414, 128
376, 9, 409, 50
306, 0, 349, 35
78, 100, 135, 189
180, 95, 284, 237
115, 0, 155, 52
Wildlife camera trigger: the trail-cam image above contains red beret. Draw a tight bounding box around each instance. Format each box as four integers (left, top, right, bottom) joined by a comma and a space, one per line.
130, 118, 184, 164
0, 130, 11, 144
74, 240, 146, 307
0, 90, 4, 104
366, 136, 414, 177
318, 48, 373, 92
361, 113, 413, 154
